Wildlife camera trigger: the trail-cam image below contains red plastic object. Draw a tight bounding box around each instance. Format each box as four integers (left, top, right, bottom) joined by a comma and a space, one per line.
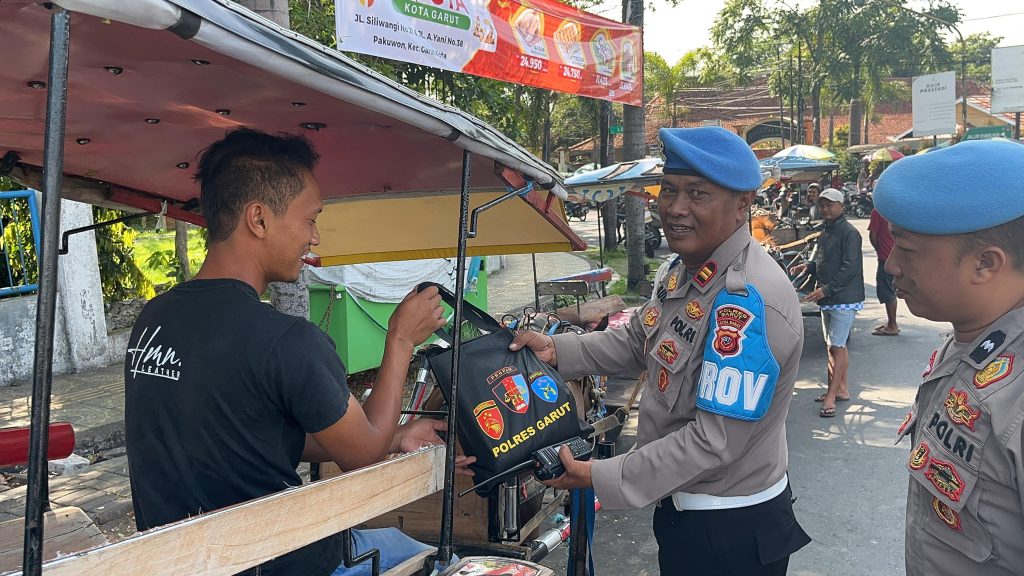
0, 422, 75, 467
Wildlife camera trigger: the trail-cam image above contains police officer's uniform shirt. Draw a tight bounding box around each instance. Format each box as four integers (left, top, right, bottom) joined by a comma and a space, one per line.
898, 307, 1024, 575
551, 227, 804, 509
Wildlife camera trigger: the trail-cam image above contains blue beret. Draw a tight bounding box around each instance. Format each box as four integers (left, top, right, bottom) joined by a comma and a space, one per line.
659, 127, 762, 192
874, 139, 1024, 234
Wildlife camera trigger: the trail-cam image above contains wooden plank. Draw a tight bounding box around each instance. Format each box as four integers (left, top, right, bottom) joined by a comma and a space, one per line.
0, 507, 107, 573
33, 447, 444, 576
554, 295, 627, 325
381, 548, 435, 576
535, 280, 588, 297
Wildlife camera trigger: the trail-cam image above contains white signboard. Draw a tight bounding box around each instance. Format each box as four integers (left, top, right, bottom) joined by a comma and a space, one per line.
992, 45, 1024, 114
912, 71, 956, 137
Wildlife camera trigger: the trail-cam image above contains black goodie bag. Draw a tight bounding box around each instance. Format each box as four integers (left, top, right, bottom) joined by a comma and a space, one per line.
419, 283, 591, 493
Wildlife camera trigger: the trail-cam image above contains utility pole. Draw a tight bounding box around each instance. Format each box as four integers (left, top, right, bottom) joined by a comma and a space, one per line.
599, 100, 617, 252
621, 0, 645, 290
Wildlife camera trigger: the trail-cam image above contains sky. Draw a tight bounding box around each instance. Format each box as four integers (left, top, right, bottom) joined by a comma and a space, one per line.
580, 0, 1024, 63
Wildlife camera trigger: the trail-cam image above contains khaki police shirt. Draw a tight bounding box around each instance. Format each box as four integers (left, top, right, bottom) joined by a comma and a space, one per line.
551, 226, 804, 510
900, 307, 1024, 575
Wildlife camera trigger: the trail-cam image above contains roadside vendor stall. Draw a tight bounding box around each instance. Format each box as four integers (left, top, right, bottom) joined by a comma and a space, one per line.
0, 1, 590, 574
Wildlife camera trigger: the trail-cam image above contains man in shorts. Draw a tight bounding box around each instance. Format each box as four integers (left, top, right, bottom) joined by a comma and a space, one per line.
791, 188, 864, 417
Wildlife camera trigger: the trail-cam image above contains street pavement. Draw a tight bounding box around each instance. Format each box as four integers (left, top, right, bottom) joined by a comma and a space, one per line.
0, 214, 945, 575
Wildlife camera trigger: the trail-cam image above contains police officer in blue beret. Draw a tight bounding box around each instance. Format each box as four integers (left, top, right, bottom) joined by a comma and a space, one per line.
512, 127, 810, 574
875, 139, 1024, 576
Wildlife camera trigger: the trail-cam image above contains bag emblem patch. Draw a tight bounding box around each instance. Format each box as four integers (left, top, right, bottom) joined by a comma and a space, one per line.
974, 355, 1013, 389
944, 387, 980, 431
925, 458, 965, 502
909, 442, 930, 470
694, 260, 717, 287
685, 300, 704, 321
712, 305, 752, 358
488, 368, 531, 414
657, 368, 669, 392
656, 339, 679, 365
642, 306, 660, 327
528, 371, 559, 403
473, 400, 504, 440
932, 497, 961, 531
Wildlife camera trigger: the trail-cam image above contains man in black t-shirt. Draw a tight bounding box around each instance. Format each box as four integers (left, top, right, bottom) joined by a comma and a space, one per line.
125, 128, 473, 576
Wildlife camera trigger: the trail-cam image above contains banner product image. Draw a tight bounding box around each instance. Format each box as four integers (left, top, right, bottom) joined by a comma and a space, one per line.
336, 0, 642, 105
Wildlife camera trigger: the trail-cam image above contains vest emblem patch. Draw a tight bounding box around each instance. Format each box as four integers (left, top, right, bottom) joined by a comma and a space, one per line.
922, 349, 938, 378
898, 410, 914, 436
667, 272, 679, 292
925, 458, 965, 502
974, 355, 1013, 389
656, 339, 679, 365
944, 387, 980, 431
657, 368, 669, 392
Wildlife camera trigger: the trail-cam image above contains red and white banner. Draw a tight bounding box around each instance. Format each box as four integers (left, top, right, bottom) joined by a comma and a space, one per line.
336, 0, 642, 105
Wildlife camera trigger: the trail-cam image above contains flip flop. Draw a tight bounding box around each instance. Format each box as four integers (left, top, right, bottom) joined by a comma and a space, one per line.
819, 406, 837, 418
814, 394, 850, 402
872, 327, 900, 336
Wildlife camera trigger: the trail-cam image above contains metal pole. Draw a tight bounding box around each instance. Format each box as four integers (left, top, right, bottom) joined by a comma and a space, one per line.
436, 150, 472, 564
531, 254, 540, 311
23, 7, 70, 575
1015, 112, 1021, 140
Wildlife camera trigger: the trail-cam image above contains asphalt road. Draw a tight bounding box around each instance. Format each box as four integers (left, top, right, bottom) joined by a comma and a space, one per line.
541, 215, 946, 575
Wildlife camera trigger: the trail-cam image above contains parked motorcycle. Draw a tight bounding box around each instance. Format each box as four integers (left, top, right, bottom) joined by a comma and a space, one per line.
615, 196, 662, 257
565, 200, 590, 221
851, 190, 873, 218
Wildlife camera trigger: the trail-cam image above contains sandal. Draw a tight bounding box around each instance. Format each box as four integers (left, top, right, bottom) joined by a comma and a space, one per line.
814, 394, 850, 403
871, 327, 900, 336
819, 406, 837, 418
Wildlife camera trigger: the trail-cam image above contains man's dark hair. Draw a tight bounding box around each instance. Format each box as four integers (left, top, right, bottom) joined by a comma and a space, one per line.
958, 216, 1024, 273
195, 128, 319, 243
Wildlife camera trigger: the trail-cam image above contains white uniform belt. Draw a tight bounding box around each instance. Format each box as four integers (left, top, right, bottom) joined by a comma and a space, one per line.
670, 473, 788, 511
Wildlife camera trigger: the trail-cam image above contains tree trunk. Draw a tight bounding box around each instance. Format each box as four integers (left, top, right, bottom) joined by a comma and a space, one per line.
848, 98, 862, 146
238, 0, 308, 318
622, 0, 645, 290
599, 100, 617, 252
174, 219, 190, 281
811, 82, 822, 146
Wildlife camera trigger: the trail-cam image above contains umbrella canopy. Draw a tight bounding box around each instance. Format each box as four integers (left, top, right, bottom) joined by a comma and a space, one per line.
0, 0, 585, 265
564, 157, 663, 204
758, 156, 839, 175
772, 144, 836, 160
870, 148, 905, 162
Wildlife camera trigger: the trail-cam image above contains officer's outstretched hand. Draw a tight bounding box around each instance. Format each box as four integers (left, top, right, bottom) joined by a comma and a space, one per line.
508, 330, 557, 366
538, 445, 593, 490
388, 286, 447, 348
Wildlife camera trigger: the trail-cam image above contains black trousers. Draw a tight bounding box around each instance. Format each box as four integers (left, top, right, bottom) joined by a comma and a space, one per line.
653, 484, 811, 576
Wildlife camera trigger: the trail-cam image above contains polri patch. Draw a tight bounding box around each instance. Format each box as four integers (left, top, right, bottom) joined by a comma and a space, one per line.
657, 368, 669, 392
925, 458, 965, 502
974, 355, 1013, 389
909, 441, 930, 470
474, 400, 504, 440
685, 300, 704, 321
932, 497, 961, 531
944, 387, 980, 431
694, 260, 717, 287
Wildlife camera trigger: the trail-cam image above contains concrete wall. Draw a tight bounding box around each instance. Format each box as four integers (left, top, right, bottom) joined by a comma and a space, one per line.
0, 198, 111, 386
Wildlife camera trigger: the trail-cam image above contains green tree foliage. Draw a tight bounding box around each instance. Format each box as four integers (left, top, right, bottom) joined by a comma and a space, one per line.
0, 177, 37, 293
644, 49, 733, 128
93, 208, 155, 301
950, 32, 1004, 85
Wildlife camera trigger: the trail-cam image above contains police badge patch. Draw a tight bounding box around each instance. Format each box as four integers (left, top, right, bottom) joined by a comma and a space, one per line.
667, 272, 679, 292
944, 387, 980, 431
656, 339, 679, 365
932, 497, 961, 531
974, 355, 1013, 389
711, 305, 753, 359
642, 306, 660, 328
528, 372, 559, 403
909, 442, 930, 470
657, 368, 669, 392
922, 349, 938, 378
489, 369, 531, 414
685, 300, 704, 321
925, 458, 965, 502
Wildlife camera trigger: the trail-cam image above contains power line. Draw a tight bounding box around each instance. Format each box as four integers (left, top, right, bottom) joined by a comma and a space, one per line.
962, 11, 1024, 22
